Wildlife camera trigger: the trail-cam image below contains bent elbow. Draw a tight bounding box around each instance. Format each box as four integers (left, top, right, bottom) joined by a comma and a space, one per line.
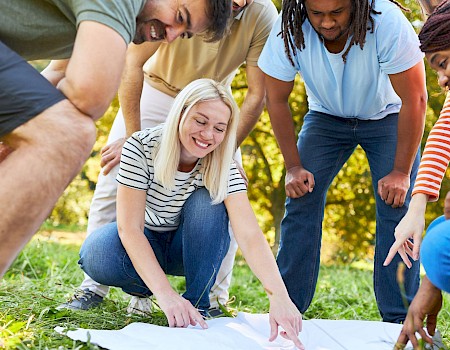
60, 79, 116, 120
419, 89, 428, 113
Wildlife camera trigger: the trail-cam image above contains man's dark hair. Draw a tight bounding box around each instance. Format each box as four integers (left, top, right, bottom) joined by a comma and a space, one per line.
203, 0, 232, 42
281, 0, 408, 64
419, 0, 450, 53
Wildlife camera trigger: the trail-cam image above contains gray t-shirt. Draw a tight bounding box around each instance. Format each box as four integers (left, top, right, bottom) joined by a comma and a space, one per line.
0, 0, 146, 60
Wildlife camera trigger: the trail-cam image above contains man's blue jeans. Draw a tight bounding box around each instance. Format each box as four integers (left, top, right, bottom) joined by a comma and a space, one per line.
79, 188, 230, 311
277, 111, 420, 323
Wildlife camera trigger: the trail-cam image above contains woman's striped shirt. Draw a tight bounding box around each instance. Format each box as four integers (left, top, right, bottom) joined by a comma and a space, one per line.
117, 125, 247, 231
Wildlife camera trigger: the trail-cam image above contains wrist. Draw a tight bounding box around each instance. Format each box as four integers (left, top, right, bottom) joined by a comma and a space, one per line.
286, 164, 303, 172
406, 194, 428, 218
264, 285, 289, 299
392, 168, 410, 177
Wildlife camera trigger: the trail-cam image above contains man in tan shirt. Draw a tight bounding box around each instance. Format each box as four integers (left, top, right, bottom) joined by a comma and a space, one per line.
60, 0, 278, 315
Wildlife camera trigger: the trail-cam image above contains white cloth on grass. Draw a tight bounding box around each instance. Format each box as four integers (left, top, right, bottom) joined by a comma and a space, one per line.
55, 312, 420, 349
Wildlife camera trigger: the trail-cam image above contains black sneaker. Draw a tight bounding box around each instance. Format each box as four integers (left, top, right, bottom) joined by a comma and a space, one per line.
57, 289, 104, 310
201, 307, 227, 319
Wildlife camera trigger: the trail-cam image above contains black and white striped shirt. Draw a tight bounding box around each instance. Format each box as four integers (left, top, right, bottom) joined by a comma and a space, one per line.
117, 126, 247, 232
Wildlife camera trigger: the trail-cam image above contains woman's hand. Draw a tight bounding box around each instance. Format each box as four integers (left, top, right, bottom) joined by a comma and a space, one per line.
268, 293, 304, 349
156, 290, 208, 329
384, 194, 427, 268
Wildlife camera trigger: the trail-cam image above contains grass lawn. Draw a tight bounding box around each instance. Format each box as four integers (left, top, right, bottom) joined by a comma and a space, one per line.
1, 231, 449, 349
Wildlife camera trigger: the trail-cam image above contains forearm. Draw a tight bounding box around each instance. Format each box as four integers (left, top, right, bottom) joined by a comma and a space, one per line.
239, 229, 289, 297
236, 65, 266, 146
394, 103, 426, 175
236, 93, 265, 146
118, 67, 144, 137
116, 185, 173, 298
119, 42, 162, 137
266, 99, 301, 170
118, 227, 174, 297
407, 193, 428, 217
227, 194, 289, 297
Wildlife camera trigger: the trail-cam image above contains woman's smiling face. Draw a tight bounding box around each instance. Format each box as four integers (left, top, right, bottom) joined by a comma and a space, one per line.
178, 99, 231, 170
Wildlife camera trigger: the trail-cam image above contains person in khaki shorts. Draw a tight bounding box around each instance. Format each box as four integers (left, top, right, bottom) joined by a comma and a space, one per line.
59, 0, 278, 316
0, 0, 231, 280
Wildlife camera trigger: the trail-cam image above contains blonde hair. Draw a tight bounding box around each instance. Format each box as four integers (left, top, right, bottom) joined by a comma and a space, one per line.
154, 78, 239, 204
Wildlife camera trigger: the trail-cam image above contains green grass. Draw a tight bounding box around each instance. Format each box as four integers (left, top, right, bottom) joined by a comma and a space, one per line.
1, 233, 449, 349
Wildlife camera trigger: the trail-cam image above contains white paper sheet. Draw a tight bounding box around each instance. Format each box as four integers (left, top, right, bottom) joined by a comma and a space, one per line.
55, 312, 414, 349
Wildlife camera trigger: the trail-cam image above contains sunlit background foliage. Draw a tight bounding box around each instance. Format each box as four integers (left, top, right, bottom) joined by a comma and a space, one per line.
34, 0, 450, 264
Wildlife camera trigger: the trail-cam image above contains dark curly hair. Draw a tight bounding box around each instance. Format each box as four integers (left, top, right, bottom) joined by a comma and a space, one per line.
281, 0, 408, 64
419, 0, 450, 53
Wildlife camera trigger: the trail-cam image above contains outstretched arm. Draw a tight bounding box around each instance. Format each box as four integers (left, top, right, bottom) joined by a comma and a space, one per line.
225, 192, 304, 349
116, 184, 207, 329
384, 92, 450, 267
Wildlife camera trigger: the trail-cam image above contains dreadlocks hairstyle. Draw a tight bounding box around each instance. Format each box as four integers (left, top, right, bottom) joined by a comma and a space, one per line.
419, 0, 450, 53
281, 0, 408, 64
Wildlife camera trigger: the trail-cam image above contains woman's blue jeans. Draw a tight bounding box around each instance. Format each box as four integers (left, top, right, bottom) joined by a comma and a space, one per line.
277, 111, 421, 323
79, 188, 230, 311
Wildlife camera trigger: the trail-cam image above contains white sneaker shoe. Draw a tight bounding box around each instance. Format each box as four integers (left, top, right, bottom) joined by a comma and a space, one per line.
126, 296, 153, 316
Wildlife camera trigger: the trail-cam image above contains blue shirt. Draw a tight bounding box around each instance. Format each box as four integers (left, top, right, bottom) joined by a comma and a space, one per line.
258, 0, 424, 120
422, 216, 450, 293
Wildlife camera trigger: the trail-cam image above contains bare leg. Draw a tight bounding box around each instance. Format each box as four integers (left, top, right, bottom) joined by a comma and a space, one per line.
0, 100, 96, 277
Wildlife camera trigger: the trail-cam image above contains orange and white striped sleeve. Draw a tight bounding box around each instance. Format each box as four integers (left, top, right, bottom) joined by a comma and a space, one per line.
412, 92, 450, 202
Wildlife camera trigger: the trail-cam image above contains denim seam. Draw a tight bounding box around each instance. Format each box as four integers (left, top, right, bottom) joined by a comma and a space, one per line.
306, 146, 349, 306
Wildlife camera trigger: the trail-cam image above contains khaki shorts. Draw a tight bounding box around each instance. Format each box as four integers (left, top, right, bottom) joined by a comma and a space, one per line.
0, 41, 65, 137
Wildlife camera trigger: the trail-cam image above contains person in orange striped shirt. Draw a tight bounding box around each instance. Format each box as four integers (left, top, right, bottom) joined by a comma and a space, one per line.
384, 92, 450, 268
387, 1, 450, 348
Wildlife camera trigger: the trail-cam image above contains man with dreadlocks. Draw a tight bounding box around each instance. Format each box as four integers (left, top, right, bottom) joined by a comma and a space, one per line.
258, 0, 427, 323
394, 1, 450, 348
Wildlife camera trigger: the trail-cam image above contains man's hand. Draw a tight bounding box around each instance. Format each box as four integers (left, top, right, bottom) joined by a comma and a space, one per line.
285, 166, 315, 198
100, 138, 126, 175
396, 276, 443, 349
377, 170, 410, 208
41, 60, 68, 86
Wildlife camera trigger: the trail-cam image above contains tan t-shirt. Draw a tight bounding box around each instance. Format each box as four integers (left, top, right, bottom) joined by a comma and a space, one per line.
143, 0, 278, 97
